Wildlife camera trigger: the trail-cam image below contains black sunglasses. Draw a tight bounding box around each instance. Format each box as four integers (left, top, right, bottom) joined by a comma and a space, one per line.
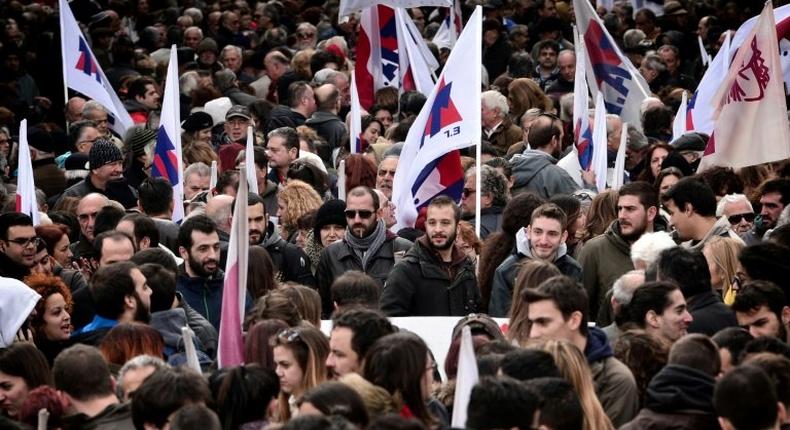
462, 188, 475, 197
345, 209, 374, 219
727, 213, 755, 224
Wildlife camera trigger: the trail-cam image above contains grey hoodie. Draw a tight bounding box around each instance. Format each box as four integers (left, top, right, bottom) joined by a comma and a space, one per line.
510, 149, 580, 199
305, 111, 346, 150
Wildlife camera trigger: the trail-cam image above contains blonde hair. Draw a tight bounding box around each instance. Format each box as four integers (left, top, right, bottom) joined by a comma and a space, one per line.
339, 373, 397, 418
531, 339, 614, 430
507, 260, 561, 346
703, 236, 745, 304
278, 180, 323, 236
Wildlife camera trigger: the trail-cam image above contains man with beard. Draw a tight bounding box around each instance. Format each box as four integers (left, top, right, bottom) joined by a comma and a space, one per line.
239, 193, 315, 289
70, 261, 152, 346
0, 212, 38, 280
489, 203, 582, 317
579, 182, 663, 323
745, 179, 790, 244
381, 196, 480, 316
316, 186, 413, 317
176, 215, 250, 329
510, 113, 580, 199
732, 281, 790, 343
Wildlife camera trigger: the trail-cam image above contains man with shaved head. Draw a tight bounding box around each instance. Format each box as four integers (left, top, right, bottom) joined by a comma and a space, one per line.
306, 83, 347, 162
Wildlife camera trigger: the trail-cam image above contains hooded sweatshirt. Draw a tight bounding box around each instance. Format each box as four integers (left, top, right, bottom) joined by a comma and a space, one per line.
682, 216, 745, 250
510, 149, 580, 199
585, 326, 640, 427
488, 228, 583, 317
305, 111, 345, 151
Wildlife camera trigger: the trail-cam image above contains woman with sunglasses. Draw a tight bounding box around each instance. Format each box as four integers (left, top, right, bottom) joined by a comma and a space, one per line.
271, 325, 329, 421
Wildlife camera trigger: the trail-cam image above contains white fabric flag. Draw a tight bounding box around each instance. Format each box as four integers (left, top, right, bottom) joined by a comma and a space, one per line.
245, 127, 259, 194
687, 31, 731, 135
671, 91, 688, 143
391, 6, 482, 230
575, 0, 649, 130
731, 4, 790, 93
698, 36, 711, 67
217, 175, 249, 368
338, 159, 347, 201
432, 0, 462, 50
350, 71, 363, 154
451, 326, 479, 428
591, 92, 608, 192
152, 46, 184, 223
16, 120, 40, 225
699, 2, 790, 171
208, 160, 217, 201
396, 8, 437, 95
59, 0, 133, 136
611, 122, 628, 190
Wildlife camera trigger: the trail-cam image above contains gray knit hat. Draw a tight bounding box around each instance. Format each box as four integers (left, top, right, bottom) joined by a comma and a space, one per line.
89, 138, 124, 169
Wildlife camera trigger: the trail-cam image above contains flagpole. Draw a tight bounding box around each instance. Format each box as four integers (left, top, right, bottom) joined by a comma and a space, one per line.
473, 5, 482, 240
59, 0, 70, 132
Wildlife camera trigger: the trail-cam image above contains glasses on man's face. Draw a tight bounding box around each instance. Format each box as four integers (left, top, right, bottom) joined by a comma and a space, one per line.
727, 212, 755, 224
345, 209, 374, 219
462, 188, 475, 198
5, 236, 41, 248
297, 32, 315, 39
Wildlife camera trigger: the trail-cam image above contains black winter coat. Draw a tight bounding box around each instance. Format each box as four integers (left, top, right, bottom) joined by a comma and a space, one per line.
380, 238, 480, 317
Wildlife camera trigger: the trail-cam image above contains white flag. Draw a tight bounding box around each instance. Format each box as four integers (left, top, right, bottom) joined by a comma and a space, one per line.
338, 159, 347, 201
611, 122, 628, 190
339, 0, 450, 20
391, 6, 482, 230
687, 31, 731, 135
591, 92, 608, 192
432, 0, 462, 50
16, 119, 40, 225
671, 91, 688, 143
350, 71, 364, 154
245, 126, 259, 194
699, 2, 790, 171
451, 326, 479, 428
396, 8, 439, 96
208, 160, 217, 201
217, 174, 249, 368
59, 0, 133, 136
152, 46, 184, 223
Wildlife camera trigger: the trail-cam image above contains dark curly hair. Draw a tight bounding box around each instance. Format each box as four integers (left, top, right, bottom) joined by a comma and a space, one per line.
613, 330, 668, 406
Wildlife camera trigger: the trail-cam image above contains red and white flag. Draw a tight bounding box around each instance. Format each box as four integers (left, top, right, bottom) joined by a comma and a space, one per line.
217, 175, 249, 368
16, 119, 40, 225
59, 0, 133, 136
699, 2, 790, 171
396, 8, 438, 94
432, 0, 463, 50
355, 5, 400, 109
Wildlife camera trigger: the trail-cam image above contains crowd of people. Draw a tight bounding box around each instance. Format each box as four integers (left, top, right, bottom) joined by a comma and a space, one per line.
0, 0, 789, 429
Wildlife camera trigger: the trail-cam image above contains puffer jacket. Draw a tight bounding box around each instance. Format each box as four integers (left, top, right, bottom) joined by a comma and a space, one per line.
381, 237, 480, 316
488, 228, 583, 317
510, 149, 580, 199
316, 232, 413, 317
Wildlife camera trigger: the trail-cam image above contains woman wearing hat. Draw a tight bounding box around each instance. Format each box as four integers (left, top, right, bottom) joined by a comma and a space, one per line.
123, 126, 157, 188
181, 112, 218, 166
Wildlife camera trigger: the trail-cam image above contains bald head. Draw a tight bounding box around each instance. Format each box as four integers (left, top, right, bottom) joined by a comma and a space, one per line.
77, 193, 110, 241
66, 97, 87, 122
315, 84, 340, 113
205, 194, 234, 233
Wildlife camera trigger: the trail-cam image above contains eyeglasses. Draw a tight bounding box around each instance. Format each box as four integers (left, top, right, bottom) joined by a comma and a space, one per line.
5, 236, 41, 248
277, 328, 302, 343
345, 209, 374, 219
462, 188, 475, 197
727, 212, 755, 224
297, 32, 315, 39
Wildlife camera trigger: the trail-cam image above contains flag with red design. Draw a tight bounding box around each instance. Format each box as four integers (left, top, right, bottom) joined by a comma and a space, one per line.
574, 0, 649, 129
152, 46, 184, 222
699, 2, 790, 171
59, 0, 133, 136
355, 5, 400, 109
433, 0, 463, 50
396, 8, 438, 94
392, 6, 481, 230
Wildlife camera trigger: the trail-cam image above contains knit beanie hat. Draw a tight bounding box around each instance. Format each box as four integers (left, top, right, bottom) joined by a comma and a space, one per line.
197, 37, 218, 55
89, 138, 124, 170
125, 127, 157, 157
313, 199, 347, 240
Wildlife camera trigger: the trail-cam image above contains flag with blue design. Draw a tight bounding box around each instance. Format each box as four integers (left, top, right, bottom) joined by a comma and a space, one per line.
59, 0, 133, 136
574, 0, 649, 130
152, 46, 184, 223
392, 6, 481, 230
355, 5, 400, 109
396, 8, 438, 94
572, 27, 594, 170
433, 0, 463, 50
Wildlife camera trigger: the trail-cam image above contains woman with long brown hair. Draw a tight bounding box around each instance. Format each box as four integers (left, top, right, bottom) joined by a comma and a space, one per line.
579, 189, 619, 244
271, 324, 329, 421
507, 78, 554, 123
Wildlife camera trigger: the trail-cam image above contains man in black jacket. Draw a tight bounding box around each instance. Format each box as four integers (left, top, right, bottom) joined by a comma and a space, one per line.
316, 186, 413, 317
238, 193, 315, 288
381, 196, 480, 316
0, 212, 37, 280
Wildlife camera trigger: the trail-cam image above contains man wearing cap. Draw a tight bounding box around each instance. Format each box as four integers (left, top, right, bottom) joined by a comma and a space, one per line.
27, 126, 66, 199
56, 139, 138, 208
224, 105, 252, 144
671, 132, 707, 172
196, 37, 222, 73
